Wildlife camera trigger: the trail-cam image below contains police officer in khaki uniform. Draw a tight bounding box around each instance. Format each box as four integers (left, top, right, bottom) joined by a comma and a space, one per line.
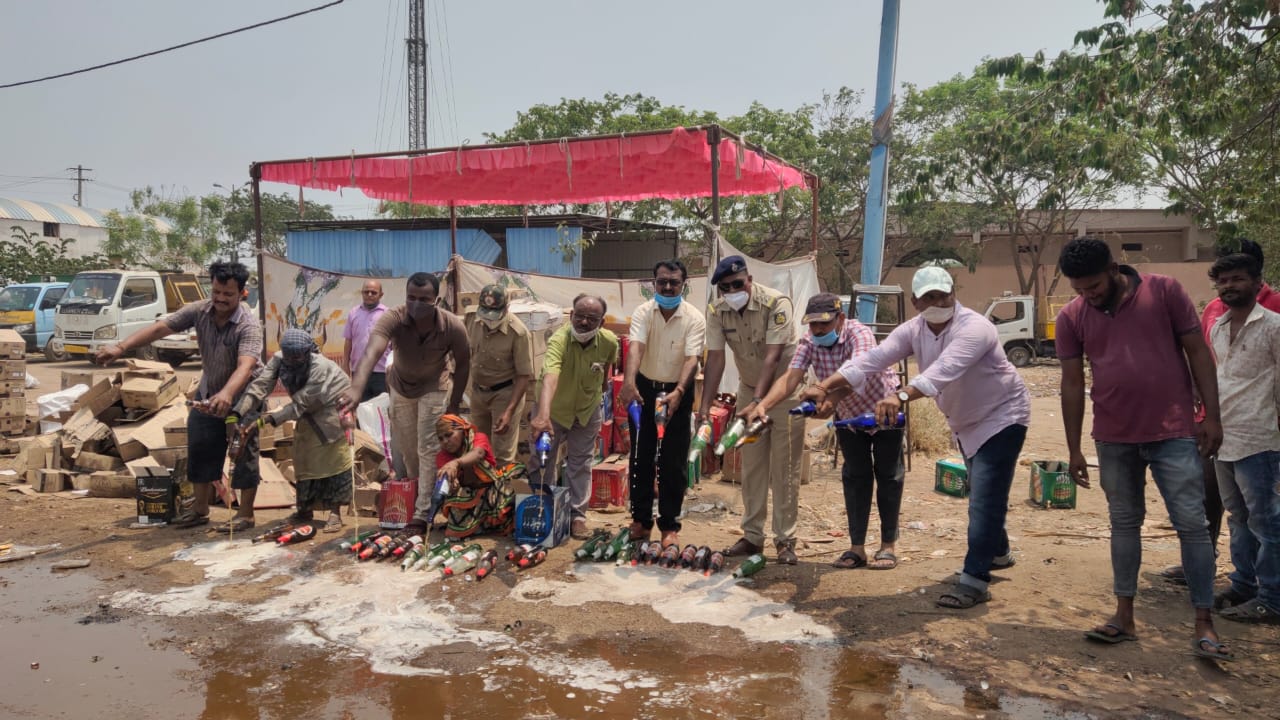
464, 284, 534, 465
699, 255, 805, 564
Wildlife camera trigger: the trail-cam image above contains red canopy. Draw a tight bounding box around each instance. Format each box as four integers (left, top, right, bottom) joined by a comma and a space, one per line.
257, 126, 813, 207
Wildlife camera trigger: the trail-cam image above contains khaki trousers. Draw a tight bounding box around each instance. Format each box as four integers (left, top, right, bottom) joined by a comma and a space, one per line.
389, 385, 449, 523
737, 382, 804, 547
469, 384, 524, 465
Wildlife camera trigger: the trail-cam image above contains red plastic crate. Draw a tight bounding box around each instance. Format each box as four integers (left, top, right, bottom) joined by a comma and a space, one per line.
590, 457, 630, 509
612, 419, 631, 456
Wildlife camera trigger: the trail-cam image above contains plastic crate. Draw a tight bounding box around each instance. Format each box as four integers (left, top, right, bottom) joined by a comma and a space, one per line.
934, 458, 969, 498
1030, 460, 1076, 509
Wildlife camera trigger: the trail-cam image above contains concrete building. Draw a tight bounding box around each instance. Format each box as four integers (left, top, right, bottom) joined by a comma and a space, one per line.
0, 197, 113, 258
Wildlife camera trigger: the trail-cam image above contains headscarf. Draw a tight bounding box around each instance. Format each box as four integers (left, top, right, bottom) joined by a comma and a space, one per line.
279, 328, 317, 394
435, 413, 473, 438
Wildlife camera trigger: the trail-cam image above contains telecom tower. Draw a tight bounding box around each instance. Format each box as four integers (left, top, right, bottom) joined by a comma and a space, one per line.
406, 0, 427, 150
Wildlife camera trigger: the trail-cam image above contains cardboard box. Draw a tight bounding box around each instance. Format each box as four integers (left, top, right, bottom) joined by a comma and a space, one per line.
89, 470, 135, 498
61, 407, 112, 457
0, 415, 24, 435
273, 439, 293, 463
112, 403, 188, 461
35, 468, 70, 493
121, 374, 178, 410
0, 378, 24, 396
73, 451, 125, 473
611, 419, 630, 456
0, 395, 24, 418
589, 454, 629, 509
513, 482, 572, 548
149, 446, 187, 471
0, 359, 25, 381
73, 377, 122, 418
163, 419, 187, 447
62, 369, 118, 391
351, 483, 381, 518
0, 329, 24, 359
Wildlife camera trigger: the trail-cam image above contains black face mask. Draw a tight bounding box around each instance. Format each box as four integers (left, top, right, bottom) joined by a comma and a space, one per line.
407, 299, 436, 320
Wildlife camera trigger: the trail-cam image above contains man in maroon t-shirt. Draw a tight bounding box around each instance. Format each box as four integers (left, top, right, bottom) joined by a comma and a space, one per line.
1057, 237, 1234, 661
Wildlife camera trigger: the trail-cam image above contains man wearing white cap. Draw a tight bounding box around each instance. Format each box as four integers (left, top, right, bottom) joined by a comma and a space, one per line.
801, 266, 1031, 609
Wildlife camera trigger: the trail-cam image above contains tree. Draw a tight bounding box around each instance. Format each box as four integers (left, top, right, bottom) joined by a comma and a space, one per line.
896, 72, 1145, 298
220, 187, 335, 260
0, 226, 107, 285
103, 187, 222, 270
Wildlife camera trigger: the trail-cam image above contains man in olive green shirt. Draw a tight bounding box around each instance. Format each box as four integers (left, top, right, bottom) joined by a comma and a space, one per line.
465, 284, 535, 465
530, 294, 619, 539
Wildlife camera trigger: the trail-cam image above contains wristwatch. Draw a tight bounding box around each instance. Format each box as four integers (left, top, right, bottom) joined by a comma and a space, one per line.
897, 390, 910, 403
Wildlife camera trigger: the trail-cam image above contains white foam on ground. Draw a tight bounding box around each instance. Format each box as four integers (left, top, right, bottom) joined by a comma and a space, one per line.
512, 564, 835, 644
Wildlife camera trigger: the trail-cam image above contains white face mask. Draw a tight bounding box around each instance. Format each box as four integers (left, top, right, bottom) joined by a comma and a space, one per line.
571, 327, 598, 343
919, 305, 955, 324
724, 291, 750, 311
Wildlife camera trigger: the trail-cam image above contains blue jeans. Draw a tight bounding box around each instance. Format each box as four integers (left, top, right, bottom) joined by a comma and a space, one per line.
1097, 438, 1214, 608
958, 424, 1027, 593
1217, 451, 1280, 612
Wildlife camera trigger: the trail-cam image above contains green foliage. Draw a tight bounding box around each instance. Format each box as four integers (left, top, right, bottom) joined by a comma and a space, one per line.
103, 187, 222, 270
1, 226, 108, 285
220, 187, 335, 260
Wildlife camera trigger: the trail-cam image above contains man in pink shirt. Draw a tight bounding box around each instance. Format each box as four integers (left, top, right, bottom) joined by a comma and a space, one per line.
343, 280, 392, 402
1056, 237, 1232, 661
802, 267, 1031, 608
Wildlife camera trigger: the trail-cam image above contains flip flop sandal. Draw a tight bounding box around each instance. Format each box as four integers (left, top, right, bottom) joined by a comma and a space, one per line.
322, 513, 343, 534
1084, 622, 1138, 644
1192, 636, 1236, 662
832, 550, 867, 569
171, 512, 209, 529
936, 585, 991, 609
868, 549, 898, 570
214, 517, 256, 534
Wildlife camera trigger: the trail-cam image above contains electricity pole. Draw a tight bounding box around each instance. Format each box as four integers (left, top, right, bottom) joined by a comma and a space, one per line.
67, 165, 93, 207
406, 0, 427, 150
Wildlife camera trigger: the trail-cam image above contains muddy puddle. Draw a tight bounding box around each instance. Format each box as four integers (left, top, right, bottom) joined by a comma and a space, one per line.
3, 540, 1097, 719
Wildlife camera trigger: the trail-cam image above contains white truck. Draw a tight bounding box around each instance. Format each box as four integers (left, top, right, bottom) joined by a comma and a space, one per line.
982, 293, 1073, 367
50, 270, 206, 366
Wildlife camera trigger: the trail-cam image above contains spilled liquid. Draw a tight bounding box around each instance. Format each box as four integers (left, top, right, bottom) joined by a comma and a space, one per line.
2, 541, 1096, 719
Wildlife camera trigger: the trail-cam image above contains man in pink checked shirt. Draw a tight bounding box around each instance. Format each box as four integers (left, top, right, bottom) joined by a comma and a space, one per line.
801, 267, 1031, 610
343, 280, 392, 402
750, 293, 904, 571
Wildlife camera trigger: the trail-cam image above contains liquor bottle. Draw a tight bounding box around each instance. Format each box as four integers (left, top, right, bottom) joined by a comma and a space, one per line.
427, 544, 466, 569
475, 550, 499, 580
789, 401, 817, 416
507, 543, 536, 563
574, 531, 609, 561
375, 535, 406, 561
600, 527, 632, 562
532, 430, 552, 466
614, 542, 635, 567
679, 544, 698, 569
687, 422, 713, 463
715, 418, 747, 456
705, 551, 725, 576
658, 544, 680, 568
339, 529, 379, 552
357, 534, 391, 560
518, 548, 548, 569
350, 532, 386, 554
400, 541, 426, 571
253, 523, 295, 544
734, 419, 771, 448
654, 392, 669, 440
833, 412, 905, 430
442, 544, 484, 576
631, 541, 652, 567
692, 545, 712, 572
627, 400, 642, 433
642, 541, 662, 566
392, 535, 423, 558
277, 525, 316, 545
732, 553, 766, 578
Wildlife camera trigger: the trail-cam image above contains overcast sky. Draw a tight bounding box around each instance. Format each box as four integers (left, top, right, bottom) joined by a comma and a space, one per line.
0, 0, 1115, 216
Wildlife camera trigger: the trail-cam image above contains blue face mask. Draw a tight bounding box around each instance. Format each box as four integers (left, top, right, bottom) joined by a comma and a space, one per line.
654, 293, 682, 310
812, 329, 838, 347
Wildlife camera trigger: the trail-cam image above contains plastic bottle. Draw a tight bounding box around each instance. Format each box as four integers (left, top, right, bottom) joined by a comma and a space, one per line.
534, 432, 553, 467
732, 553, 766, 578
692, 545, 712, 572
507, 543, 536, 563
654, 392, 669, 440
704, 550, 725, 576
600, 527, 632, 561
475, 550, 499, 580
734, 419, 771, 448
833, 412, 905, 430
339, 529, 379, 552
687, 422, 713, 463
715, 418, 747, 456
277, 525, 316, 545
627, 400, 642, 433
679, 544, 698, 569
518, 547, 548, 569
789, 401, 817, 416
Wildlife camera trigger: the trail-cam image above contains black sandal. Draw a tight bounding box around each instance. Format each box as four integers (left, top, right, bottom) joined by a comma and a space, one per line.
936, 584, 991, 609
832, 550, 867, 569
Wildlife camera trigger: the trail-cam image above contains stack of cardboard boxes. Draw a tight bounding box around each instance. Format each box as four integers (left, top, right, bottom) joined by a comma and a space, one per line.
0, 330, 26, 454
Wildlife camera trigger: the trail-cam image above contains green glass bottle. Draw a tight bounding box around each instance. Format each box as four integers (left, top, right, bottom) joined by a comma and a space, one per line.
574, 530, 610, 561
600, 527, 632, 561
732, 553, 766, 578
715, 418, 747, 456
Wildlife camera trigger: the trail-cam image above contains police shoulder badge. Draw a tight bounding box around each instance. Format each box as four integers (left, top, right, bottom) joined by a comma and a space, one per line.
773, 311, 787, 326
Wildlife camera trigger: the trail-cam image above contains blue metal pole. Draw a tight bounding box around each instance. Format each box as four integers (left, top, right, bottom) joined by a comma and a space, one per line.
857, 0, 901, 325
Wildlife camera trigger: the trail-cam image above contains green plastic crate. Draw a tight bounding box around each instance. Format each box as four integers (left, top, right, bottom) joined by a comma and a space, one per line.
934, 458, 969, 498
1030, 460, 1076, 509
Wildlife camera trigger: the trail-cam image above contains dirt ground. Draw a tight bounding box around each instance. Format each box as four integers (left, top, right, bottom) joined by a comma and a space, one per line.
4, 358, 1280, 719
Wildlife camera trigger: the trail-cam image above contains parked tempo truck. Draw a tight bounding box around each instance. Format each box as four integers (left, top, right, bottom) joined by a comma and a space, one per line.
982, 292, 1073, 366
49, 270, 206, 365
0, 281, 68, 356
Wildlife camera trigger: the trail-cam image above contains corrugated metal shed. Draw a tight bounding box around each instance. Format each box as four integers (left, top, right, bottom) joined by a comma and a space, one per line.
285, 228, 500, 276
506, 226, 583, 277
0, 196, 173, 232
